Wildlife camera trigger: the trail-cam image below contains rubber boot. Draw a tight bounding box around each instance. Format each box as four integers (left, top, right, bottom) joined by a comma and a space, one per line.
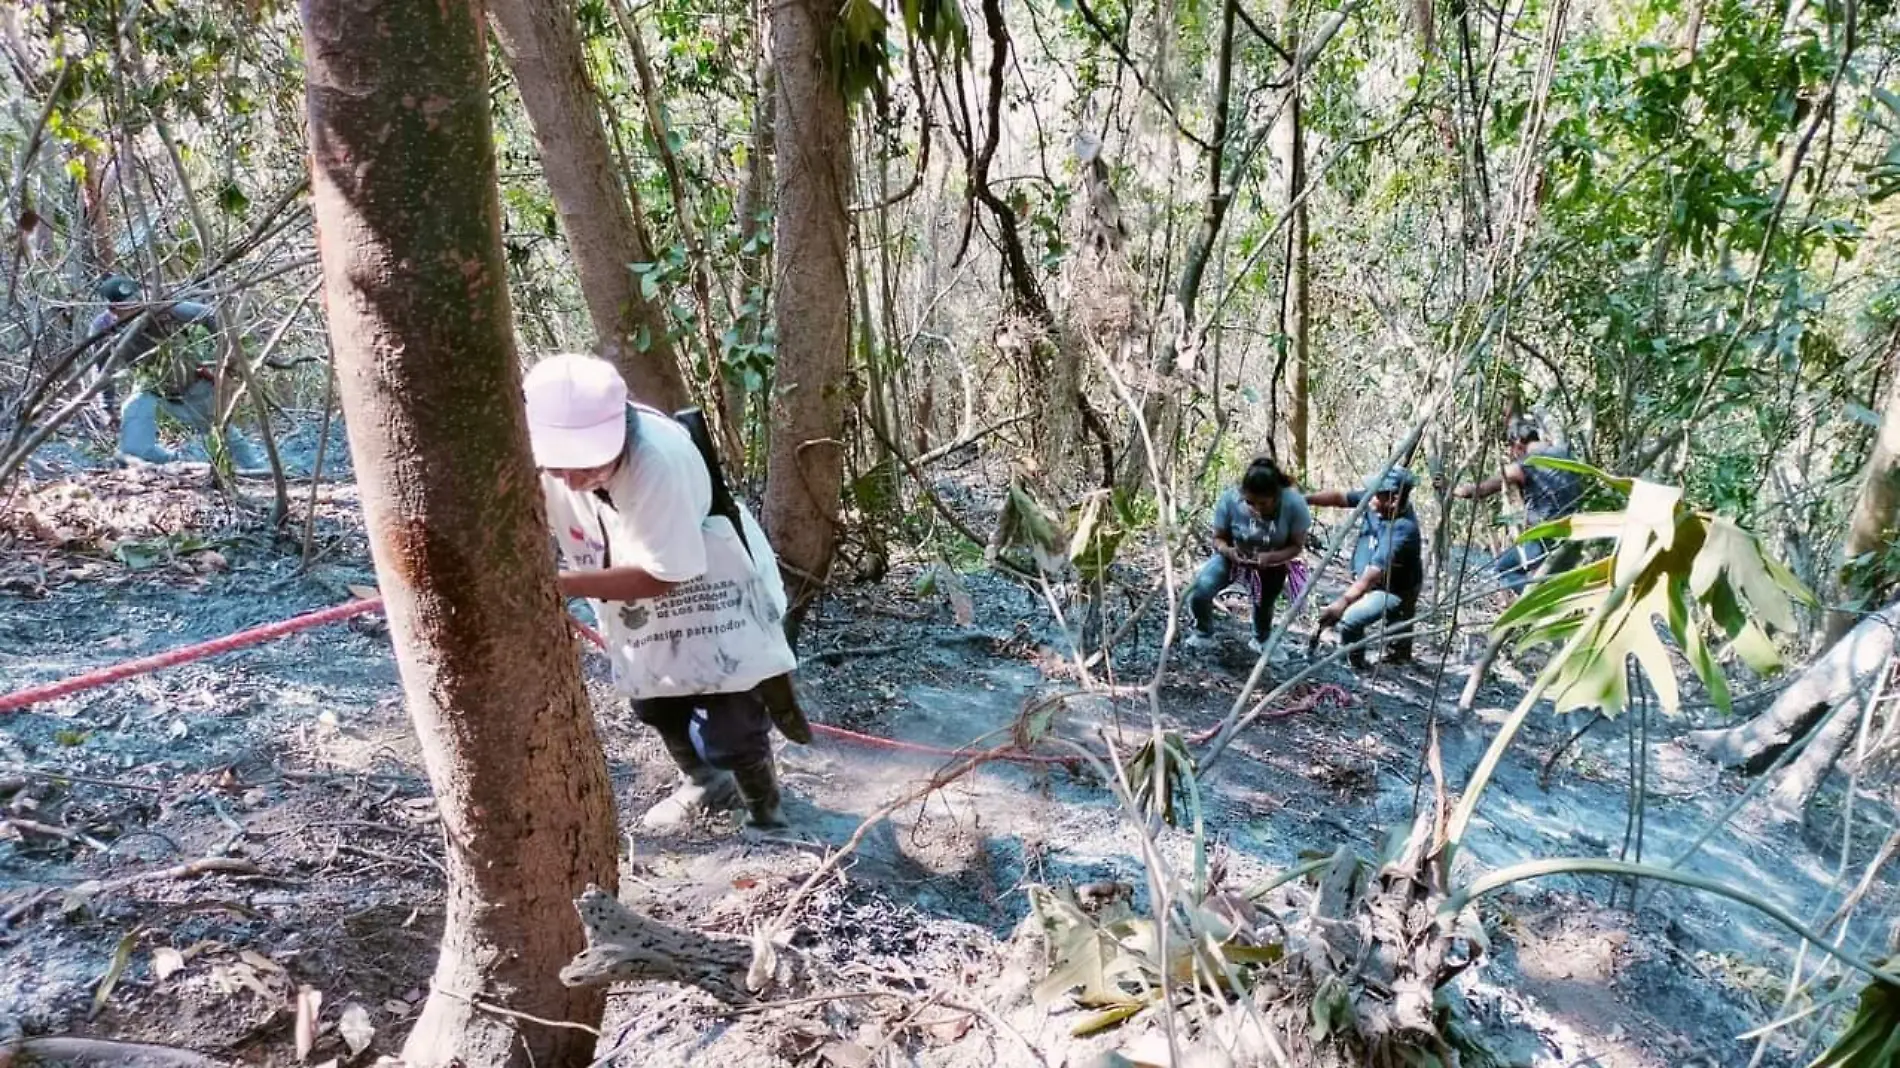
731, 757, 788, 830
641, 723, 739, 830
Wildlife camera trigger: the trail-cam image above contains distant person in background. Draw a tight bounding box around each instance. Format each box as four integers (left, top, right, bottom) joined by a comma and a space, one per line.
1442, 416, 1584, 594
1305, 467, 1425, 668
89, 274, 264, 470
1185, 457, 1312, 655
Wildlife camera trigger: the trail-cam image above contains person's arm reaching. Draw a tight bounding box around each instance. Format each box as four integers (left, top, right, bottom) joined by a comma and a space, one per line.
559, 568, 677, 601
1305, 489, 1351, 508
1450, 463, 1527, 500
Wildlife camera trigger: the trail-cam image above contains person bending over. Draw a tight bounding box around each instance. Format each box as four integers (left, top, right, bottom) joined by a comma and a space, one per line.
1442, 416, 1584, 594
1185, 456, 1311, 654
89, 275, 265, 471
525, 354, 793, 831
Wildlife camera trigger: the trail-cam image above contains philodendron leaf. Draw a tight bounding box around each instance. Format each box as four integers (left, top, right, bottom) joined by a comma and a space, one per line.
1495, 475, 1804, 720
1613, 480, 1681, 587
1525, 454, 1634, 494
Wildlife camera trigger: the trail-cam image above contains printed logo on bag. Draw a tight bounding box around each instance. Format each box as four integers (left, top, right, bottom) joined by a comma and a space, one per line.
617, 603, 649, 630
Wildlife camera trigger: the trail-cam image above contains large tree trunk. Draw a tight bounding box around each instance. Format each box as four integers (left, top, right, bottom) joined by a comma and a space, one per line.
762, 0, 851, 636
488, 0, 690, 411
302, 4, 620, 1067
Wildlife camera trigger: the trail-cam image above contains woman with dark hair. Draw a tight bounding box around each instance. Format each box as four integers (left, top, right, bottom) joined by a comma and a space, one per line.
1185, 456, 1312, 653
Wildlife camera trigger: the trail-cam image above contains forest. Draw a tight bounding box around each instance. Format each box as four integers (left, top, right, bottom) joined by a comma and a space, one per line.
2, 0, 1900, 1065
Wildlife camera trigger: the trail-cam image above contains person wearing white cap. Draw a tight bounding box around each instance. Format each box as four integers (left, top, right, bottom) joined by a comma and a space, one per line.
523, 353, 791, 830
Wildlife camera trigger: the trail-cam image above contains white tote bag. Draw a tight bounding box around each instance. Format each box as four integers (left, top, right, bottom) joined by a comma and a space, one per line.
549, 489, 796, 702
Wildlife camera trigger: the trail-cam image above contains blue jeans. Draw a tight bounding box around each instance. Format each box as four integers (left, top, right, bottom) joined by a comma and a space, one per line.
1187, 554, 1287, 641
1338, 589, 1418, 663
120, 378, 264, 469
1491, 539, 1551, 595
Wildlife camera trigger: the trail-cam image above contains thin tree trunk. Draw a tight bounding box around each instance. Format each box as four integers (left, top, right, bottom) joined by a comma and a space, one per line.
607, 0, 743, 459
488, 0, 690, 411
302, 3, 620, 1066
1283, 94, 1311, 474
732, 18, 776, 470
1269, 0, 1310, 473
764, 0, 852, 637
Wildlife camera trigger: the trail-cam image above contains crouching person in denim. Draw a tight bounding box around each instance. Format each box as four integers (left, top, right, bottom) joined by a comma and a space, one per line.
1305, 468, 1425, 669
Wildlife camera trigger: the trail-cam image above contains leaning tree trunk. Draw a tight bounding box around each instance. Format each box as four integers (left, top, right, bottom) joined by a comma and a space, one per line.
1686, 602, 1900, 816
762, 0, 851, 637
488, 0, 690, 412
303, 3, 619, 1067
1684, 344, 1900, 812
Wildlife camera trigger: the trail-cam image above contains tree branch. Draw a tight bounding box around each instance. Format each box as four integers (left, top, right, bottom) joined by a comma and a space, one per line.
1067, 0, 1215, 152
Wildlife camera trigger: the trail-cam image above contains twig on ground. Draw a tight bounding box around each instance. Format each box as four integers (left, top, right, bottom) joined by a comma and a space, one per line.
702, 990, 903, 1017
1, 887, 58, 927
433, 987, 601, 1036
4, 1036, 222, 1068
332, 842, 446, 877
3, 816, 112, 853
585, 991, 693, 1068
937, 998, 1046, 1067
802, 644, 911, 664
80, 857, 264, 896
0, 766, 165, 794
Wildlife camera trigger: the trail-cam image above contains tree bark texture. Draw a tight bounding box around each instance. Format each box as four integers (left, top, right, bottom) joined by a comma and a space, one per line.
1827, 338, 1900, 644
488, 0, 690, 412
764, 0, 852, 634
301, 3, 620, 1066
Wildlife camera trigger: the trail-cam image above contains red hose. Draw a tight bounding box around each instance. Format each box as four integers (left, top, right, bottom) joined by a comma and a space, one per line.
2, 598, 1351, 768
0, 597, 385, 714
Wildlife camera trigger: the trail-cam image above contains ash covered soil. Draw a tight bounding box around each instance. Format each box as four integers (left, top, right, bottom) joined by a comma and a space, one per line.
2, 442, 1892, 1067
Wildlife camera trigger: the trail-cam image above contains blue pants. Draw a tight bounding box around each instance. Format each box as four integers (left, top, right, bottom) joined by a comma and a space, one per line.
1491, 539, 1550, 595
119, 378, 264, 469
1338, 589, 1418, 662
1187, 554, 1287, 641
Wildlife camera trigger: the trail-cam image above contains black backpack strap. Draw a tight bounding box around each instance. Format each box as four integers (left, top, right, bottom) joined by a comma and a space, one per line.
671, 407, 753, 562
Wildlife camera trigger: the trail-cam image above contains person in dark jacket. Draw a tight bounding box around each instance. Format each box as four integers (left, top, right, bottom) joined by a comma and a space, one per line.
1305, 468, 1425, 668
1443, 416, 1583, 593
90, 275, 264, 470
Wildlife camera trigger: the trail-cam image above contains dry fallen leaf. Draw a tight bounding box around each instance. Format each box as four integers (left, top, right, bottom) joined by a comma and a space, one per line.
295, 985, 324, 1061
921, 1011, 974, 1045
151, 947, 186, 981
818, 1040, 874, 1068
338, 1003, 375, 1056
242, 950, 286, 975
